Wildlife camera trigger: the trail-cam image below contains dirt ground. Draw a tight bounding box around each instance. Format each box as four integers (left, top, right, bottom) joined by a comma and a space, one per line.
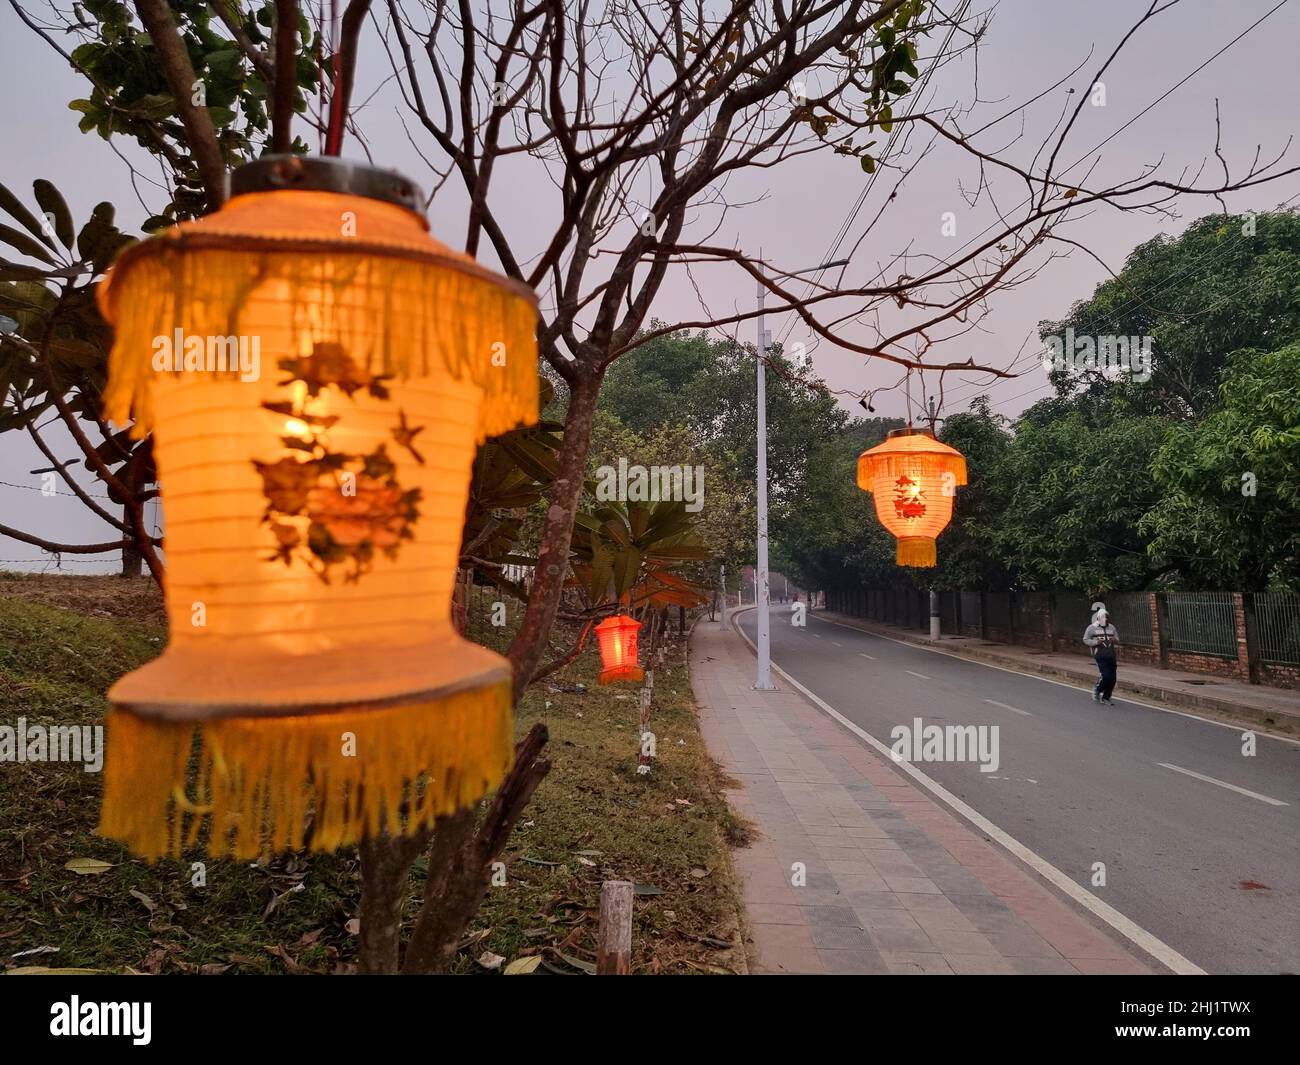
0, 572, 164, 623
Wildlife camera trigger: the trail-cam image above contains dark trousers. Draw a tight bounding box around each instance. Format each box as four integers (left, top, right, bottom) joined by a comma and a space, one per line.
1094, 655, 1117, 700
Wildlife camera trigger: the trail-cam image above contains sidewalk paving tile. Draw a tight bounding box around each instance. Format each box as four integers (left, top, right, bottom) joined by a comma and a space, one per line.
691, 612, 1158, 977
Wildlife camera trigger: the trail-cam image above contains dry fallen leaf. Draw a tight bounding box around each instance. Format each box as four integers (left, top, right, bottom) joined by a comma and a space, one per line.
264, 945, 303, 974
63, 858, 113, 876
296, 929, 323, 948
345, 918, 361, 936
10, 946, 58, 960
553, 950, 596, 974
504, 955, 543, 976
477, 951, 505, 971
685, 960, 738, 975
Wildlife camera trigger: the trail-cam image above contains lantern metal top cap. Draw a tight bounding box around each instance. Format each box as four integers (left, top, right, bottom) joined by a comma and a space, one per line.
885, 425, 935, 440
229, 155, 426, 217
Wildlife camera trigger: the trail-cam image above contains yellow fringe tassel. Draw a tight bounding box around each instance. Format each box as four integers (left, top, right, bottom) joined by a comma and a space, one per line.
98, 680, 513, 862
99, 247, 539, 443
598, 665, 645, 685
896, 538, 937, 567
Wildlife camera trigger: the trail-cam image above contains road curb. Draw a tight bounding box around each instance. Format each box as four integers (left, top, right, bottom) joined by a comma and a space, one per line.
816, 611, 1299, 737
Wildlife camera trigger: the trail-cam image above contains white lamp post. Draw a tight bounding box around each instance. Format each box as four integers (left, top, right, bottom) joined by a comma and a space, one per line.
754, 257, 849, 691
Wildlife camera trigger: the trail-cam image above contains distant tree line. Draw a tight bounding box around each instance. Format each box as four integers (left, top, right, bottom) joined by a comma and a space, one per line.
780, 210, 1300, 597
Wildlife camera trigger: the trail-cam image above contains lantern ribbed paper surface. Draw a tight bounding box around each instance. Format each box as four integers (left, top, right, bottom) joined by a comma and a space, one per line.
857, 428, 967, 568
595, 615, 644, 684
96, 170, 538, 860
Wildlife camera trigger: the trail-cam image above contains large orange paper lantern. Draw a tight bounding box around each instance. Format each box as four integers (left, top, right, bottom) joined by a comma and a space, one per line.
857, 427, 967, 568
595, 615, 644, 684
95, 157, 538, 860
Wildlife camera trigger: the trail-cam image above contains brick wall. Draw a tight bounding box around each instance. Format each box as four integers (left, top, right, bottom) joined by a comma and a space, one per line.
1164, 651, 1243, 679
1256, 662, 1300, 689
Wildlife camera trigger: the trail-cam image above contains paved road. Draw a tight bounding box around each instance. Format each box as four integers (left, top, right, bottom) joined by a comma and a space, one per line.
738, 606, 1300, 974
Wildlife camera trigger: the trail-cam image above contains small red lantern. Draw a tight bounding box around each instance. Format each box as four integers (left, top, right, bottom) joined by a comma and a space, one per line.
595, 615, 644, 684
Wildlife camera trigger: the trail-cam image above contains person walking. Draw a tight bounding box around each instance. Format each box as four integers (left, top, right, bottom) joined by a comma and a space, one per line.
1083, 606, 1120, 704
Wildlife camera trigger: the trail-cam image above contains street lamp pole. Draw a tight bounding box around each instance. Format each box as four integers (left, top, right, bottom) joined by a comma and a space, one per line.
754, 256, 850, 692
755, 275, 776, 689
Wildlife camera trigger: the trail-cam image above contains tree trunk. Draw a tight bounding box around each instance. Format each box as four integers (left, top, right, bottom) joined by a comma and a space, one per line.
120, 505, 143, 577
354, 371, 598, 974
401, 724, 551, 972
506, 373, 601, 698
356, 832, 427, 974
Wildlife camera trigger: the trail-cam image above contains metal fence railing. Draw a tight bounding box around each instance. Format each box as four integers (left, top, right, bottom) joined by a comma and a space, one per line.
1107, 592, 1154, 649
941, 591, 960, 632
1012, 591, 1050, 636
1052, 592, 1095, 641
1253, 592, 1300, 665
985, 592, 1011, 632
828, 584, 1300, 683
1165, 591, 1238, 659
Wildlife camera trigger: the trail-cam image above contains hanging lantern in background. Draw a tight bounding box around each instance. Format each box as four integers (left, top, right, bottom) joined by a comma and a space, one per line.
96, 156, 539, 861
595, 615, 644, 685
857, 427, 967, 568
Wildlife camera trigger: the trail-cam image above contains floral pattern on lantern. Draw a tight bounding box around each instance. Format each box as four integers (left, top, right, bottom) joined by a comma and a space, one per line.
857, 428, 967, 568
595, 615, 644, 684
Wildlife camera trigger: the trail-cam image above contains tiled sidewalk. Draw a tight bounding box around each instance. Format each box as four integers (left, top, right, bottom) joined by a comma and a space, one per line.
691, 613, 1156, 975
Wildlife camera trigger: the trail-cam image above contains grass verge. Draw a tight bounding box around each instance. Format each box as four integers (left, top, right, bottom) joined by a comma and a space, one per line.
0, 575, 745, 975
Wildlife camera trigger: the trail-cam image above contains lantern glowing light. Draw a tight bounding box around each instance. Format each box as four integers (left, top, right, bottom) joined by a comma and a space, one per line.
857, 427, 967, 568
96, 157, 538, 860
595, 615, 644, 685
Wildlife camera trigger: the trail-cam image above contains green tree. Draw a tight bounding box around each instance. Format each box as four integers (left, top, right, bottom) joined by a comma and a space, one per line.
1040, 209, 1300, 417
1143, 343, 1300, 590
599, 329, 851, 513
772, 417, 904, 594
992, 391, 1178, 593
931, 399, 1016, 591
585, 410, 753, 579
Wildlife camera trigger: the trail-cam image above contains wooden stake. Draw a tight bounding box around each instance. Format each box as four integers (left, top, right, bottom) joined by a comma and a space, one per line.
597, 880, 634, 974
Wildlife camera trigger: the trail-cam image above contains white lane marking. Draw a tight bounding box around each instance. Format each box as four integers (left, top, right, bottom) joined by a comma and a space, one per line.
813, 633, 822, 639
729, 607, 1205, 976
832, 641, 843, 647
985, 698, 1032, 717
809, 613, 1300, 748
859, 652, 876, 661
904, 670, 930, 680
1156, 763, 1289, 807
